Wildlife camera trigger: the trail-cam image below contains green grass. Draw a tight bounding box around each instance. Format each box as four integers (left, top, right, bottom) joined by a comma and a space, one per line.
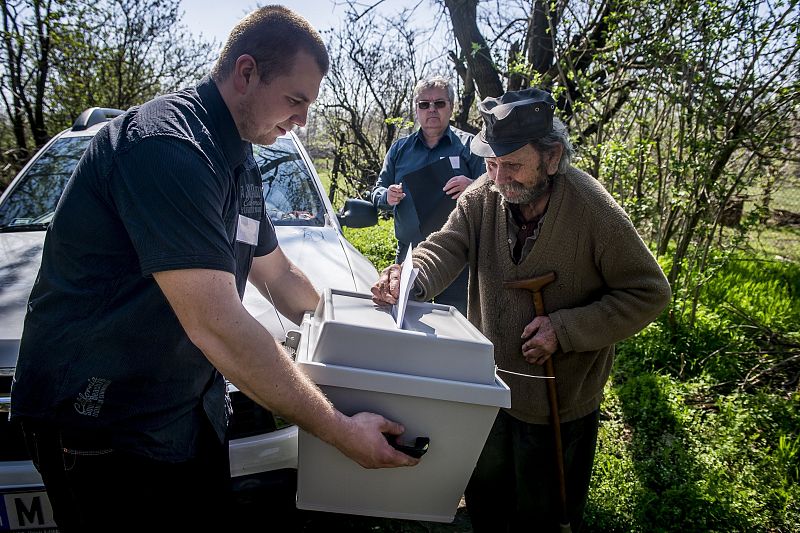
594, 250, 800, 532
315, 157, 333, 193
749, 225, 800, 263
342, 217, 397, 271
760, 174, 800, 214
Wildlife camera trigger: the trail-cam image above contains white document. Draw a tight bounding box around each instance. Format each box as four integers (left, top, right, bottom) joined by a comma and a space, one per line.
449, 156, 460, 169
393, 245, 419, 329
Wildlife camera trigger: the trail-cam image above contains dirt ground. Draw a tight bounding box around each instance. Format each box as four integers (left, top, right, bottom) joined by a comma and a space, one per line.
293, 500, 473, 532
231, 490, 474, 532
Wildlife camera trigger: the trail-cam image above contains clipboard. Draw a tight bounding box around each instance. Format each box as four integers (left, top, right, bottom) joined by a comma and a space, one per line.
401, 157, 458, 237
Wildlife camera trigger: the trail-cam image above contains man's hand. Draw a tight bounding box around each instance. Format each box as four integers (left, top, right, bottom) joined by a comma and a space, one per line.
387, 184, 405, 206
443, 175, 473, 200
520, 315, 559, 365
335, 412, 420, 468
371, 264, 402, 305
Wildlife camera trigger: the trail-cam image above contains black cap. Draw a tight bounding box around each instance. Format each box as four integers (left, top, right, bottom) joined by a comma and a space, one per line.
470, 88, 556, 157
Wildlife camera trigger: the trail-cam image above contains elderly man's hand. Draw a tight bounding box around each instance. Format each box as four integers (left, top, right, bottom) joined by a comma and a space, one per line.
443, 175, 473, 200
520, 315, 559, 365
386, 184, 405, 206
371, 264, 402, 305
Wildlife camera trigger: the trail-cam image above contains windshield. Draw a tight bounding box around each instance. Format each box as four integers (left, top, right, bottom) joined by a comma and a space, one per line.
0, 134, 326, 231
254, 137, 325, 226
0, 136, 92, 228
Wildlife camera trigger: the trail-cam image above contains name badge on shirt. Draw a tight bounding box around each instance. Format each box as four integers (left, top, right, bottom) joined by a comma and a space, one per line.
236, 214, 259, 246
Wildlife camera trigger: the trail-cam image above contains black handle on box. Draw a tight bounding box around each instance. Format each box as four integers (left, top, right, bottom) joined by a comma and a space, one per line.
385, 434, 430, 458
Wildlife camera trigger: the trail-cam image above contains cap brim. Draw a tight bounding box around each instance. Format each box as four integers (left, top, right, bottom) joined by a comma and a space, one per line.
470, 131, 528, 158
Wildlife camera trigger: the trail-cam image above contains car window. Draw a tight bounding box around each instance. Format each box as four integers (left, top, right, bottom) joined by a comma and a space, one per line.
0, 136, 91, 228
0, 133, 326, 230
254, 138, 325, 226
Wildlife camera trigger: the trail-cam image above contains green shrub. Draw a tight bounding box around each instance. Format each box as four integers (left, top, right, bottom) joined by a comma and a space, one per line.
342, 217, 397, 272
589, 376, 800, 532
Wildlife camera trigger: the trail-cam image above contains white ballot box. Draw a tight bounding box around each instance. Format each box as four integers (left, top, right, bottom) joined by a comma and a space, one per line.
295, 289, 511, 523
305, 288, 496, 384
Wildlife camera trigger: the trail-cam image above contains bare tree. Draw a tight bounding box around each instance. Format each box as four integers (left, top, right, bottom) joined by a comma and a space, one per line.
0, 0, 214, 190
443, 0, 503, 99
314, 2, 440, 203
0, 0, 61, 160
47, 0, 215, 129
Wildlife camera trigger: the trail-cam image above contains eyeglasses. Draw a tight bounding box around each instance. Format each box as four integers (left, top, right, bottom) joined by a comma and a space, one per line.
416, 100, 448, 110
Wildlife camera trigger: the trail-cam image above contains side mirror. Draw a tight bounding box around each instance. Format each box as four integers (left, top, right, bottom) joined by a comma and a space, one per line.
337, 198, 378, 228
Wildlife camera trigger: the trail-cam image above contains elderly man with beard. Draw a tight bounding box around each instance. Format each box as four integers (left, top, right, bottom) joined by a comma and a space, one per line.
371, 88, 671, 532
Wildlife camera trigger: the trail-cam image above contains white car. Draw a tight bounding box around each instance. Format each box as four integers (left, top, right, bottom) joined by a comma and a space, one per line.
0, 108, 379, 531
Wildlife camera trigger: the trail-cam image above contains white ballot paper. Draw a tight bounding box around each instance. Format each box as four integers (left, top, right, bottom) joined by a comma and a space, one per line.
392, 245, 419, 329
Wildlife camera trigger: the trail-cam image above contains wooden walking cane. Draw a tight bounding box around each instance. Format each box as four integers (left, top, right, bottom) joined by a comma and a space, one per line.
503, 272, 572, 533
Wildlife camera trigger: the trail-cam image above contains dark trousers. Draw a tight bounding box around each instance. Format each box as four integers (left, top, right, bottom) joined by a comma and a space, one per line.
396, 241, 469, 316
465, 409, 600, 533
19, 418, 230, 533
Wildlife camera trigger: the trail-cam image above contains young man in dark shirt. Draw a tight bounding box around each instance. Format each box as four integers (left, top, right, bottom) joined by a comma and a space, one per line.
11, 7, 417, 532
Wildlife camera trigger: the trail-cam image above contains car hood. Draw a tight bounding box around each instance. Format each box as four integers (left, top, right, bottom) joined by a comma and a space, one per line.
0, 226, 377, 366
0, 232, 45, 367
242, 225, 377, 339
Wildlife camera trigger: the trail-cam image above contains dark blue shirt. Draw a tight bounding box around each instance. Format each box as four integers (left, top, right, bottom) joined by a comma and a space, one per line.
11, 77, 278, 461
371, 126, 485, 245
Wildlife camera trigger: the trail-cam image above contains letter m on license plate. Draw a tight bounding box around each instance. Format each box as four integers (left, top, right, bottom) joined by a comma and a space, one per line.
0, 491, 55, 530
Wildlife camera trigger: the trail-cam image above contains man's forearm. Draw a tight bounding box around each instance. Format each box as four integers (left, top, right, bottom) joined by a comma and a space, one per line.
248, 249, 320, 325
197, 303, 348, 447
155, 264, 416, 469
267, 263, 319, 324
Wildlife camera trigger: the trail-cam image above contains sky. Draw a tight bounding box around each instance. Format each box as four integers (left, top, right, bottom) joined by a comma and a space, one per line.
179, 0, 412, 49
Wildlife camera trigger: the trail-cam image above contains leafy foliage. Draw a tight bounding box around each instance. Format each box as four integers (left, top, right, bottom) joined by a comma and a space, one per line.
342, 217, 397, 272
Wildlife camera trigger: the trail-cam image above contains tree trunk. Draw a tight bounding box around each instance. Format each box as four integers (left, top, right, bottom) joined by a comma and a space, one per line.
443, 0, 504, 99
449, 50, 478, 132
507, 40, 523, 92
526, 0, 557, 76
31, 0, 51, 147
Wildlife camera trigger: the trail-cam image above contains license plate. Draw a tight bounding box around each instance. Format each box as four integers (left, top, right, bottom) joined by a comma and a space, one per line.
0, 491, 55, 531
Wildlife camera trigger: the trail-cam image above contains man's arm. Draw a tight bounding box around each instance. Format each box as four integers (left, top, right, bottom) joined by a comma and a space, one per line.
247, 246, 319, 325
371, 202, 472, 305
153, 268, 418, 469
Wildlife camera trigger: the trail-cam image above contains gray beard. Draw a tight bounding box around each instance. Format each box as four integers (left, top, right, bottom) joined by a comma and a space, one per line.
491, 175, 553, 204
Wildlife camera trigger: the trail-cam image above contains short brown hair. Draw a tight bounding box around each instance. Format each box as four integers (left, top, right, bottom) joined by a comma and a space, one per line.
211, 5, 329, 84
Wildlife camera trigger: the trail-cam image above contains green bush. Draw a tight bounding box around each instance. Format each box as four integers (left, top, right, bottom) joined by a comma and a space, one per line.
342, 217, 397, 272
